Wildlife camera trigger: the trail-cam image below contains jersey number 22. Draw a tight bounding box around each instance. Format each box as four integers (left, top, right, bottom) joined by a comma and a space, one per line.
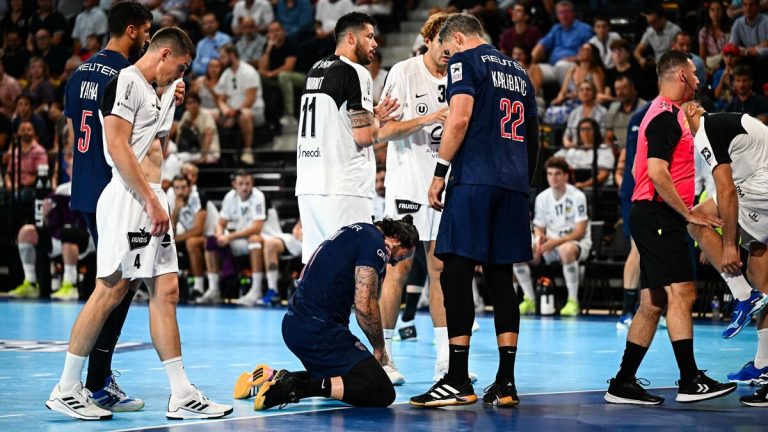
499, 99, 524, 142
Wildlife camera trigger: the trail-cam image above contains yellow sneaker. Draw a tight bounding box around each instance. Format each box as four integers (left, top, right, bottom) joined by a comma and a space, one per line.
52, 281, 79, 301
233, 364, 275, 399
8, 280, 39, 298
560, 299, 580, 316
519, 296, 536, 315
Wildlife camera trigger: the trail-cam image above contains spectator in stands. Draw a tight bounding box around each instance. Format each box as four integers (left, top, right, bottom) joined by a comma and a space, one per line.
79, 33, 104, 61
192, 57, 223, 115
730, 0, 768, 59
545, 44, 604, 126
556, 117, 614, 189
726, 0, 744, 20
28, 0, 69, 48
513, 156, 591, 317
670, 32, 707, 89
169, 174, 209, 298
588, 16, 621, 69
369, 51, 388, 105
177, 93, 221, 163
725, 65, 768, 123
192, 12, 233, 77
511, 44, 545, 114
48, 101, 68, 170
160, 0, 190, 23
22, 57, 56, 114
531, 0, 594, 84
262, 219, 302, 302
1, 0, 31, 43
562, 80, 607, 148
499, 2, 541, 56
161, 141, 183, 191
699, 0, 731, 71
30, 28, 69, 80
2, 29, 31, 79
259, 21, 303, 130
713, 42, 743, 109
11, 95, 49, 149
236, 16, 267, 67
313, 0, 355, 58
179, 0, 208, 44
71, 0, 107, 53
604, 76, 645, 149
159, 12, 179, 29
0, 62, 22, 117
4, 120, 47, 196
602, 38, 644, 103
198, 170, 268, 305
217, 44, 265, 165
634, 4, 682, 70
276, 0, 315, 40
0, 112, 11, 154
56, 0, 82, 22
231, 0, 274, 36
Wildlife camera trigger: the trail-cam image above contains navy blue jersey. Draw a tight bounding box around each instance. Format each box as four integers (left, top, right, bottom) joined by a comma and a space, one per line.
446, 44, 538, 193
65, 50, 130, 213
289, 223, 388, 326
619, 102, 651, 203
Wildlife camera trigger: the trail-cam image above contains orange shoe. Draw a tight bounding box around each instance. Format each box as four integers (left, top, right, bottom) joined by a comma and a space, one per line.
233, 364, 275, 399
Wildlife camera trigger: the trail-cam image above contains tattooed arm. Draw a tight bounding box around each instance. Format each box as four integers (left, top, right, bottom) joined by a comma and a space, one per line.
348, 96, 399, 148
353, 265, 389, 366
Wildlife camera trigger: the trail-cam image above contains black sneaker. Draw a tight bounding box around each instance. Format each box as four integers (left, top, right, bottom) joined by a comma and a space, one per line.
676, 370, 737, 403
740, 384, 768, 407
410, 378, 477, 407
254, 370, 299, 411
482, 382, 519, 407
604, 377, 664, 405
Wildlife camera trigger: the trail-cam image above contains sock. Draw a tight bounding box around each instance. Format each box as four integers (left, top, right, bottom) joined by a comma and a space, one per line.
206, 272, 219, 293
622, 289, 638, 314
19, 242, 36, 283
755, 329, 768, 369
162, 357, 194, 398
496, 346, 517, 385
615, 341, 648, 382
63, 264, 77, 285
250, 272, 264, 297
402, 291, 420, 322
193, 276, 204, 293
720, 273, 753, 301
435, 327, 449, 366
563, 261, 579, 301
295, 377, 331, 399
445, 344, 469, 384
59, 352, 87, 389
513, 263, 535, 300
383, 328, 394, 362
266, 269, 279, 292
671, 339, 699, 383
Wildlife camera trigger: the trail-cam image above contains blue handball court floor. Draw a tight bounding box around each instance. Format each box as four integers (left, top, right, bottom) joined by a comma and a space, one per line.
0, 299, 765, 432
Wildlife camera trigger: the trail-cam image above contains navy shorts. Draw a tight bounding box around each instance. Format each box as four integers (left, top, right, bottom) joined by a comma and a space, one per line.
282, 310, 372, 379
435, 184, 532, 264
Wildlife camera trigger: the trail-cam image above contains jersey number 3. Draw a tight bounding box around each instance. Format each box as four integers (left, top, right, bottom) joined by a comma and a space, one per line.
499, 99, 524, 142
77, 110, 93, 153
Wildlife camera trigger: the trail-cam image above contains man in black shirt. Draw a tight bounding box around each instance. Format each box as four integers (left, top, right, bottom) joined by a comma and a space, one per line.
28, 0, 70, 47
725, 66, 768, 124
258, 21, 305, 129
31, 28, 69, 79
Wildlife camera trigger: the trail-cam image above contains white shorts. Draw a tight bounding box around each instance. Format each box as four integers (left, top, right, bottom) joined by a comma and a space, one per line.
542, 239, 591, 264
264, 233, 302, 258
721, 173, 768, 245
96, 179, 178, 280
384, 195, 441, 241
298, 194, 373, 263
50, 236, 96, 260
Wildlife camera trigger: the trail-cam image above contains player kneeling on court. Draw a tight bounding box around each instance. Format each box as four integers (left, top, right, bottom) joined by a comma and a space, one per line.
234, 218, 418, 410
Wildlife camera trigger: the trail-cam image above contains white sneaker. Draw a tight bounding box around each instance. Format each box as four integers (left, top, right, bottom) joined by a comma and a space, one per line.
46, 382, 113, 421
240, 152, 255, 165
196, 289, 221, 305
166, 387, 233, 420
279, 115, 298, 131
383, 363, 406, 386
433, 360, 479, 384
233, 294, 261, 307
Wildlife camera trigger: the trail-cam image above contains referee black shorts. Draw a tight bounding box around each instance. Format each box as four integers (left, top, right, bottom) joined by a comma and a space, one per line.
630, 201, 694, 290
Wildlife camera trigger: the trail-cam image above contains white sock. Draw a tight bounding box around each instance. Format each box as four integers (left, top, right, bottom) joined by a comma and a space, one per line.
59, 352, 86, 389
266, 270, 279, 292
193, 276, 204, 293
19, 242, 36, 283
563, 261, 579, 301
383, 328, 394, 363
434, 326, 449, 365
756, 329, 768, 369
513, 263, 535, 300
206, 273, 219, 293
63, 264, 77, 285
250, 272, 264, 298
721, 272, 753, 301
162, 356, 195, 398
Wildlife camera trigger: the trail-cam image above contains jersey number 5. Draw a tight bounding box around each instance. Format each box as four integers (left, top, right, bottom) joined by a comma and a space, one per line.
499, 99, 524, 142
77, 110, 93, 153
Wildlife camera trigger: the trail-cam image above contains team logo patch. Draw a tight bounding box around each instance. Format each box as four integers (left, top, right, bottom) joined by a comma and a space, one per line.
451, 63, 463, 82
700, 147, 713, 166
127, 228, 151, 251
160, 234, 172, 248
416, 103, 429, 116
396, 199, 421, 214
355, 341, 368, 352
749, 212, 760, 223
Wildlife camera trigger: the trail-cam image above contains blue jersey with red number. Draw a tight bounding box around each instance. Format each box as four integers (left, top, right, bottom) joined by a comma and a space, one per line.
445, 44, 538, 193
65, 50, 130, 213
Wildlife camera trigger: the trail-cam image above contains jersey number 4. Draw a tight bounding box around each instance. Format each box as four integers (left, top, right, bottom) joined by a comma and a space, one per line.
499, 99, 524, 142
77, 110, 93, 153
300, 97, 316, 138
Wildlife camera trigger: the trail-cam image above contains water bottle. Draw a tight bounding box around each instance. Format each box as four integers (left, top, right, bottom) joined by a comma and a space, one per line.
34, 164, 50, 228
538, 277, 556, 316
711, 298, 721, 322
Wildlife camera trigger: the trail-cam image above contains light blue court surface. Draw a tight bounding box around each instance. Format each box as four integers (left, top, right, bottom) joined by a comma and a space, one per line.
0, 300, 764, 431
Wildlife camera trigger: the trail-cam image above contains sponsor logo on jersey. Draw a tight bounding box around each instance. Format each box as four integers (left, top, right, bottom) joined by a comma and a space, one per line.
749, 212, 760, 223
298, 145, 321, 158
377, 249, 388, 263
160, 233, 172, 248
416, 103, 429, 116
415, 93, 427, 98
124, 82, 133, 100
700, 147, 713, 166
430, 125, 443, 148
127, 228, 151, 250
736, 185, 744, 198
396, 199, 422, 214
451, 63, 462, 82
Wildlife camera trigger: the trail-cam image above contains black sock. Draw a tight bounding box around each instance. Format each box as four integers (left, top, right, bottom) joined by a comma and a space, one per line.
622, 289, 638, 314
85, 289, 135, 392
671, 339, 698, 383
495, 346, 517, 385
295, 377, 332, 399
615, 341, 648, 382
401, 292, 421, 322
445, 344, 469, 384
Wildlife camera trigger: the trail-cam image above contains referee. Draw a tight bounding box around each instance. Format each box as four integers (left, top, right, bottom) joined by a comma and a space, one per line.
605, 50, 736, 405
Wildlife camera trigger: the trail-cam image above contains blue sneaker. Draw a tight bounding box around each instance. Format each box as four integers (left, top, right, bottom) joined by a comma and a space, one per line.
727, 361, 768, 384
91, 374, 145, 412
616, 313, 633, 329
722, 290, 768, 339
259, 289, 280, 306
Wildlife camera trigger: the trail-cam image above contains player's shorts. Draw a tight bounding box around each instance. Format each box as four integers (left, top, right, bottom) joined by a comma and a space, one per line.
298, 194, 373, 264
436, 184, 532, 264
230, 238, 251, 256
630, 201, 693, 290
384, 195, 441, 241
264, 232, 302, 258
542, 239, 591, 264
282, 309, 372, 379
716, 173, 768, 246
96, 179, 178, 280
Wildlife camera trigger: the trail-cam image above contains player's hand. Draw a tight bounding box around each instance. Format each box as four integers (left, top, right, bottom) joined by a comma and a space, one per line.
428, 176, 446, 211
374, 347, 389, 367
686, 212, 723, 228
174, 81, 185, 106
145, 196, 170, 237
721, 244, 742, 275
216, 234, 230, 247
539, 239, 556, 254
427, 106, 449, 125
374, 96, 399, 124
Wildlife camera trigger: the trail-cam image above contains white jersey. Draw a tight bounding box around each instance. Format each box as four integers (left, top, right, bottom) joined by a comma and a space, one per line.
694, 113, 768, 184
216, 61, 265, 113
295, 54, 375, 198
384, 55, 447, 205
219, 188, 267, 232
168, 188, 206, 233
533, 184, 589, 239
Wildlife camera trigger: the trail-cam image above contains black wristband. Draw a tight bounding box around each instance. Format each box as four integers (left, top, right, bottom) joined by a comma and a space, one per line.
434, 159, 450, 178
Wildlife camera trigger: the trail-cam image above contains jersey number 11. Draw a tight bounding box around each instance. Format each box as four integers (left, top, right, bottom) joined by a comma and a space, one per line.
300, 97, 316, 138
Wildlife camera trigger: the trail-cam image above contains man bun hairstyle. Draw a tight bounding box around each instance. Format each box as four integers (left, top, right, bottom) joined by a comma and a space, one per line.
375, 216, 419, 249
